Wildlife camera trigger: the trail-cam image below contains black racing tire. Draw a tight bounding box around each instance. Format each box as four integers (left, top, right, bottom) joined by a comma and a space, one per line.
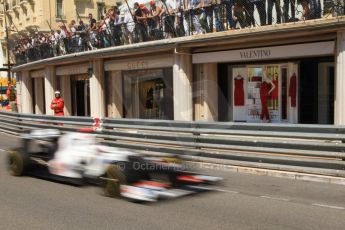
7, 149, 29, 176
103, 164, 127, 198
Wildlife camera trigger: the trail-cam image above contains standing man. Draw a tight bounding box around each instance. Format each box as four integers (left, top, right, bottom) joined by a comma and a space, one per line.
50, 91, 64, 116
133, 2, 148, 42
267, 0, 282, 25
88, 13, 98, 49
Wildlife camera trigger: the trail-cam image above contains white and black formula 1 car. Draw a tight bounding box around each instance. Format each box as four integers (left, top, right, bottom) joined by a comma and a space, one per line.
7, 129, 222, 202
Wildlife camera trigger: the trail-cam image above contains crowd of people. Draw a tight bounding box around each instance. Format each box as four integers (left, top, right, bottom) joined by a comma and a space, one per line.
12, 0, 343, 64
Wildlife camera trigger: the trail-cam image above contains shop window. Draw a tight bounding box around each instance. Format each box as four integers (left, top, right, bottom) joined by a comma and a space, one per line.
123, 68, 174, 120
232, 64, 288, 123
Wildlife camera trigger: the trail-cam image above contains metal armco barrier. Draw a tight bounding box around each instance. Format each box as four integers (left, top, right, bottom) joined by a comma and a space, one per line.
1, 111, 345, 177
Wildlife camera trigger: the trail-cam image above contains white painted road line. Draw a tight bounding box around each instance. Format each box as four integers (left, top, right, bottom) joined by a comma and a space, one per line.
0, 149, 6, 152
260, 195, 290, 202
215, 189, 239, 194
312, 203, 345, 210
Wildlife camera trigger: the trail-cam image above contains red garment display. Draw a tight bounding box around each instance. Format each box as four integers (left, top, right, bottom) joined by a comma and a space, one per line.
260, 81, 270, 120
271, 79, 278, 100
50, 97, 65, 116
234, 77, 245, 106
6, 83, 11, 98
289, 74, 297, 107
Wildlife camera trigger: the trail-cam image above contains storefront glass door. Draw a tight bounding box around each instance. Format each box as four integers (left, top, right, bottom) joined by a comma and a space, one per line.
299, 60, 334, 124
71, 76, 90, 116
318, 62, 334, 124
123, 68, 174, 120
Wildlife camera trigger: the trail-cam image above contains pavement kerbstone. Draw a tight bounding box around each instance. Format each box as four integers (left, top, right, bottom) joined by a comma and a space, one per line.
194, 161, 345, 186
237, 167, 268, 176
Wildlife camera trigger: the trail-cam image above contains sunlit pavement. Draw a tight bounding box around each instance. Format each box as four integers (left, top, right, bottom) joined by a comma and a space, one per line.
1, 133, 345, 230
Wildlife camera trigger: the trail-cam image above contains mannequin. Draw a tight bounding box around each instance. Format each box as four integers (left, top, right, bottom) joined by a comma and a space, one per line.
234, 74, 245, 106
260, 70, 275, 122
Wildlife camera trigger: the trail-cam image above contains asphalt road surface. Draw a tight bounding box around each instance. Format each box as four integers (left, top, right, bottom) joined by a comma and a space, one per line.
1, 133, 345, 230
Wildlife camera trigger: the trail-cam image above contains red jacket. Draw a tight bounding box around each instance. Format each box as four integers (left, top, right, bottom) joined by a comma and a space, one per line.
50, 97, 64, 116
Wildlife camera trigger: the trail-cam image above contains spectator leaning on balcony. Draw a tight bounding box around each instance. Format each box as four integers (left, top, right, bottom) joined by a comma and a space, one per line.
114, 11, 125, 45
50, 91, 64, 116
247, 0, 266, 26
99, 14, 112, 48
77, 20, 89, 51
109, 8, 123, 46
267, 0, 282, 25
133, 2, 148, 42
283, 0, 297, 22
161, 0, 176, 38
202, 0, 214, 33
309, 0, 321, 19
88, 13, 98, 49
232, 0, 248, 28
69, 20, 79, 52
181, 0, 191, 35
189, 0, 206, 35
108, 8, 116, 45
298, 0, 311, 20
50, 29, 59, 56
244, 0, 255, 27
59, 24, 70, 54
224, 0, 235, 29
123, 11, 135, 45
173, 0, 185, 36
147, 1, 162, 39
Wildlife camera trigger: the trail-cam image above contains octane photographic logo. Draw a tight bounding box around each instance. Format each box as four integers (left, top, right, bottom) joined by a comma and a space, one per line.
131, 161, 191, 171
133, 162, 166, 171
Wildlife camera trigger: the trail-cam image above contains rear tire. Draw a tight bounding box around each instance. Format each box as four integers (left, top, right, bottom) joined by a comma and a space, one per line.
103, 164, 127, 198
7, 149, 28, 176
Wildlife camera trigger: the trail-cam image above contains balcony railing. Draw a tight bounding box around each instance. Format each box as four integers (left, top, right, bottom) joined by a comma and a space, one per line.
10, 0, 345, 66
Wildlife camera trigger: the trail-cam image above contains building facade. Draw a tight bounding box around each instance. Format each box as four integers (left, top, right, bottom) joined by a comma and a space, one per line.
10, 2, 345, 125
0, 0, 116, 68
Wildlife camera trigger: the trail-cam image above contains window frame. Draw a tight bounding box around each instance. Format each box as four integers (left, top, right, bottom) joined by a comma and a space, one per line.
56, 0, 63, 18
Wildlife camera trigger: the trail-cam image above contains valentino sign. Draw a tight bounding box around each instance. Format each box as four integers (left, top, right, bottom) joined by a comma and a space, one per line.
192, 41, 334, 64
239, 49, 271, 59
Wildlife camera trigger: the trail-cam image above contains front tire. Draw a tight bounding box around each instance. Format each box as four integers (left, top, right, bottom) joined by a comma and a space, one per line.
103, 164, 127, 198
7, 149, 28, 176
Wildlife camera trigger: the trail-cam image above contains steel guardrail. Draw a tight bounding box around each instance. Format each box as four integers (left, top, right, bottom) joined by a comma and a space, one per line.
1, 111, 345, 177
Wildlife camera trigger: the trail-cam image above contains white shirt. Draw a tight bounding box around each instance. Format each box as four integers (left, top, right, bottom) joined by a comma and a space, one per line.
101, 18, 111, 33
124, 13, 135, 32
114, 16, 123, 26
60, 29, 67, 38
51, 32, 60, 45
54, 32, 60, 40
165, 0, 181, 11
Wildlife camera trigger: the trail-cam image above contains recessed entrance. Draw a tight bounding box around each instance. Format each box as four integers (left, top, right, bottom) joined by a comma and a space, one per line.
71, 75, 90, 116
